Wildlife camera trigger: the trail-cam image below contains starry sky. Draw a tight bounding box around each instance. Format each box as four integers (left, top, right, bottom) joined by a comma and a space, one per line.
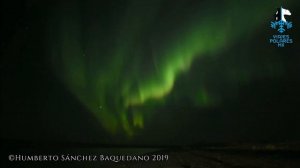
1, 0, 300, 146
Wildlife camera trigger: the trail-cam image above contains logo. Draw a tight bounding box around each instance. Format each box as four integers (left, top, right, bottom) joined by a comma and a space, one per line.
269, 7, 293, 47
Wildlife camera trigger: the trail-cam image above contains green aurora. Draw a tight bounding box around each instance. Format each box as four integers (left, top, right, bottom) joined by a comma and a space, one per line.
47, 0, 295, 137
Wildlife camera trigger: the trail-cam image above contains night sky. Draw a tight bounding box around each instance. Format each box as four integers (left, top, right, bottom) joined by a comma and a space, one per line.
1, 0, 300, 146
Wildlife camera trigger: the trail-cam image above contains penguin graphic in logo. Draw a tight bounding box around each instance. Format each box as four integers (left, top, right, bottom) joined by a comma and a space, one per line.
271, 7, 292, 33
274, 7, 291, 22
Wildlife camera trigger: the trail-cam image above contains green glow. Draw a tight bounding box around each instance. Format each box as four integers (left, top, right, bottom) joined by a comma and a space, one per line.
48, 0, 288, 136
